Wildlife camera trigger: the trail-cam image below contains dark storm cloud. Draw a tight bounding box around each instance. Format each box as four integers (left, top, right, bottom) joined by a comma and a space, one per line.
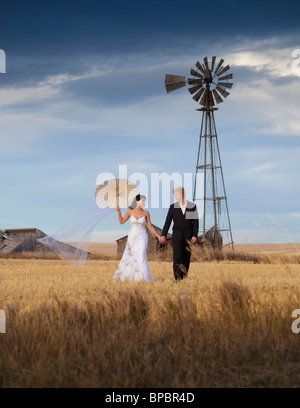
1, 0, 300, 58
1, 55, 86, 87
1, 0, 299, 90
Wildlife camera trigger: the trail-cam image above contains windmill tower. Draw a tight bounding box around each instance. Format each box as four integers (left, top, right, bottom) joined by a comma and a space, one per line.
165, 56, 234, 251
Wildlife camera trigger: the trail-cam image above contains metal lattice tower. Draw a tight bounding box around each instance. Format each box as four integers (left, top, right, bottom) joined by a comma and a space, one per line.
164, 56, 234, 251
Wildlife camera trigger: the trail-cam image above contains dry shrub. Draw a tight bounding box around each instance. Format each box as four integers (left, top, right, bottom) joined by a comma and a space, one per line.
219, 280, 253, 316
152, 243, 263, 263
0, 250, 61, 260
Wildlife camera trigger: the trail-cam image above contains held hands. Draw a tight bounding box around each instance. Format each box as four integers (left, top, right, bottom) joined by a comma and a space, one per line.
116, 205, 121, 212
159, 236, 166, 244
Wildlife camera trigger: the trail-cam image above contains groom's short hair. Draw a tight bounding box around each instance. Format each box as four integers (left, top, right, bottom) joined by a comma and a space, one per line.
172, 186, 185, 196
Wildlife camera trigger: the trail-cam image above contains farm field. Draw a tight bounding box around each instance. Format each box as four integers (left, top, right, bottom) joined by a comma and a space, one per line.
87, 242, 300, 257
1, 249, 300, 388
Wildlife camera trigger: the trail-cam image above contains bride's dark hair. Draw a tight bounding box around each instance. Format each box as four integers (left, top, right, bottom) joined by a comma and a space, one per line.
129, 194, 146, 209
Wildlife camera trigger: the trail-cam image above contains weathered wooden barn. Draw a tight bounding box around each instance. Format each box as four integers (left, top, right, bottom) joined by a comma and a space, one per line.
197, 226, 223, 249
116, 224, 172, 257
2, 228, 47, 252
0, 229, 25, 254
0, 227, 91, 258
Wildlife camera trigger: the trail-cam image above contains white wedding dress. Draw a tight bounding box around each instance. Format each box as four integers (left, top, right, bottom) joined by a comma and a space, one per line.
113, 215, 155, 282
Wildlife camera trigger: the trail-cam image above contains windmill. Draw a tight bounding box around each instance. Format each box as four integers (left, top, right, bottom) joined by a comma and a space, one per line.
164, 56, 234, 251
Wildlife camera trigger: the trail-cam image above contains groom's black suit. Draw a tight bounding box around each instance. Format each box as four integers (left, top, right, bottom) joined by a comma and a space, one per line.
161, 201, 199, 280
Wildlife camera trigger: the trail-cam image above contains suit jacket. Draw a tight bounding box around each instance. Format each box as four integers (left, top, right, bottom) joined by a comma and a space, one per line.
161, 201, 199, 242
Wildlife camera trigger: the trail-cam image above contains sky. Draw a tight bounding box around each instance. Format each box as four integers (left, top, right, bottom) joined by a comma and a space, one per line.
1, 0, 300, 245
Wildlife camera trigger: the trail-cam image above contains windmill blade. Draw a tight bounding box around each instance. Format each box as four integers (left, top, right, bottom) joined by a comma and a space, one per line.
190, 68, 203, 78
187, 78, 202, 85
218, 82, 233, 89
212, 88, 223, 104
195, 61, 206, 75
217, 65, 230, 77
203, 56, 209, 71
199, 88, 208, 105
218, 73, 233, 81
211, 56, 216, 72
214, 58, 224, 74
164, 74, 186, 93
216, 85, 230, 98
192, 87, 205, 102
188, 84, 202, 94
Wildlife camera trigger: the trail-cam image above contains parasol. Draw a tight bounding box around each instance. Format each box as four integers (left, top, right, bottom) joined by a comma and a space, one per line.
95, 178, 139, 208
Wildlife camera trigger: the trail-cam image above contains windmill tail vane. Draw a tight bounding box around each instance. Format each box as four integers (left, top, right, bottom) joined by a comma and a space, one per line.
164, 56, 234, 251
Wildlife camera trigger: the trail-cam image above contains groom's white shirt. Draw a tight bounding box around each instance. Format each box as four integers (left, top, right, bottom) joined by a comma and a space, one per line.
178, 200, 187, 215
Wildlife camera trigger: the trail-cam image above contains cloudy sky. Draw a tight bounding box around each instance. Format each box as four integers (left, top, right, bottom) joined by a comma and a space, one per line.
1, 0, 300, 245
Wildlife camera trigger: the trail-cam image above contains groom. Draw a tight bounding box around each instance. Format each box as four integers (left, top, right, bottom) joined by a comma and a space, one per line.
159, 186, 199, 281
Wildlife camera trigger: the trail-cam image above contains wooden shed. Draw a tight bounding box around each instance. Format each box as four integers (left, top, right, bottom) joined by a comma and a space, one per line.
3, 228, 47, 252
0, 227, 91, 258
0, 229, 25, 254
116, 224, 172, 257
197, 226, 223, 249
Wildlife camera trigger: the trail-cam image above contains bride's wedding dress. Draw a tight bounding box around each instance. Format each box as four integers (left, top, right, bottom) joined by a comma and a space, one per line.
113, 215, 155, 282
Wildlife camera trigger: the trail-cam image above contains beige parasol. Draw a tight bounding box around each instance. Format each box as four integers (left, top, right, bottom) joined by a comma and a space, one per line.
95, 178, 139, 208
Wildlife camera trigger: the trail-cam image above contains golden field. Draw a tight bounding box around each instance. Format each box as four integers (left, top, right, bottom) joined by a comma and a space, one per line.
1, 246, 300, 388
87, 242, 300, 258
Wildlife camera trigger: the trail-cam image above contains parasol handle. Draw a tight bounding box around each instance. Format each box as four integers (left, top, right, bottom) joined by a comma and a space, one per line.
116, 179, 119, 207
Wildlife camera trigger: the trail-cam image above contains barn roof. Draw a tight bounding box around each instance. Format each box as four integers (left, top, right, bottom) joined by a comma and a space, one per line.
0, 231, 25, 254
198, 225, 222, 239
4, 227, 46, 235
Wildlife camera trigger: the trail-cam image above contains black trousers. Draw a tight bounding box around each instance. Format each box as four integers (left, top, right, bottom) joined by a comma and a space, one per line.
172, 240, 191, 280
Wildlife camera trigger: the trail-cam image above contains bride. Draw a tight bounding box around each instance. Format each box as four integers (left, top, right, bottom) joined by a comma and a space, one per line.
113, 194, 160, 282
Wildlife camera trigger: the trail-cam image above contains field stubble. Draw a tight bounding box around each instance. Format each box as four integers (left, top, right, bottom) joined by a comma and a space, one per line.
1, 252, 300, 387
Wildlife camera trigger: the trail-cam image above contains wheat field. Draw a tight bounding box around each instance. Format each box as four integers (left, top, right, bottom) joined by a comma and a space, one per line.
1, 251, 300, 388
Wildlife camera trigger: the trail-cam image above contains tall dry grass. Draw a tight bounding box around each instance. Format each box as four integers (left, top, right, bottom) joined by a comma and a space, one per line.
2, 241, 300, 265
0, 250, 113, 261
1, 256, 300, 387
151, 242, 300, 265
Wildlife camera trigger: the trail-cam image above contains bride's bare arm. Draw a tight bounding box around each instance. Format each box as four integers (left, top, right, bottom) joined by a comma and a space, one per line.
117, 206, 131, 224
145, 211, 160, 239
